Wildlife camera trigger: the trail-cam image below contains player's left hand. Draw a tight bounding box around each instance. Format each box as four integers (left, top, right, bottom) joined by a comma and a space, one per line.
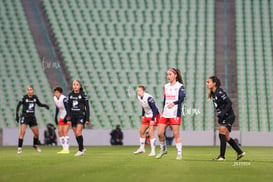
150, 120, 155, 126
167, 102, 175, 109
45, 105, 50, 110
85, 121, 89, 124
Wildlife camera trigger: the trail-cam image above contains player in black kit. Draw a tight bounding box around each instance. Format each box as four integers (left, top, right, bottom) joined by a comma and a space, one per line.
207, 76, 245, 161
67, 80, 90, 156
16, 86, 49, 154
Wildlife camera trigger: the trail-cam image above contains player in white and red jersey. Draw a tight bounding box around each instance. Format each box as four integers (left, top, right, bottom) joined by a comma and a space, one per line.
156, 68, 185, 160
53, 87, 70, 154
134, 85, 160, 156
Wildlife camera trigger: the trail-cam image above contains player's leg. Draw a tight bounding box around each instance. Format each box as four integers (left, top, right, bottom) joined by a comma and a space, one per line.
30, 125, 41, 152
63, 124, 70, 151
171, 124, 182, 160
225, 125, 245, 160
134, 124, 149, 154
148, 124, 156, 156
156, 119, 168, 159
215, 126, 227, 161
58, 124, 65, 151
18, 124, 27, 153
74, 123, 85, 156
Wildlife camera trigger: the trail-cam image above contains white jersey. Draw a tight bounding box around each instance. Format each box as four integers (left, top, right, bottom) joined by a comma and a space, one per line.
162, 82, 184, 118
138, 92, 159, 118
54, 94, 67, 119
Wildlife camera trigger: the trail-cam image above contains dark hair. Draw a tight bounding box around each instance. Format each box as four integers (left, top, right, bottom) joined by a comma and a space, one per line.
137, 85, 145, 91
208, 76, 221, 99
54, 86, 63, 93
170, 68, 183, 84
73, 80, 83, 91
28, 85, 34, 90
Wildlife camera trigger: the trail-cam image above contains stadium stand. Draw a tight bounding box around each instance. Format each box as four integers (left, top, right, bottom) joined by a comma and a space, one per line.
42, 0, 215, 130
0, 0, 54, 128
236, 0, 273, 131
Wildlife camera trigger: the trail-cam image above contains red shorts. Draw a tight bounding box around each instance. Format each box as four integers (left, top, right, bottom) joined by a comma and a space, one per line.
142, 114, 160, 126
159, 116, 181, 125
58, 118, 71, 126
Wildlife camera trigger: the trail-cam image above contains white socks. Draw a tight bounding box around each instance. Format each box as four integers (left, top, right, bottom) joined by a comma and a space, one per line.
140, 138, 146, 150
159, 141, 167, 152
60, 136, 65, 149
176, 142, 182, 156
150, 138, 156, 152
64, 136, 69, 150
60, 136, 69, 150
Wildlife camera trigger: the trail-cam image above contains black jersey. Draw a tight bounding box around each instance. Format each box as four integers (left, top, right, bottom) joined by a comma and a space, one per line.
16, 95, 49, 117
67, 90, 90, 121
212, 88, 234, 119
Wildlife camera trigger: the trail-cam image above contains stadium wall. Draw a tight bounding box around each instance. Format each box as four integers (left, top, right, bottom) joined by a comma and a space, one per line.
2, 129, 273, 146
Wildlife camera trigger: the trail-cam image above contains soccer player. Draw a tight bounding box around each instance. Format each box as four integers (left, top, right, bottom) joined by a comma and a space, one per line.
53, 87, 70, 154
67, 80, 90, 156
134, 85, 160, 156
206, 76, 245, 161
16, 86, 50, 154
156, 68, 185, 160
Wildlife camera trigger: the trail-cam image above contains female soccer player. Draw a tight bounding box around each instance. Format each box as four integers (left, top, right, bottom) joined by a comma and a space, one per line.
16, 86, 49, 154
134, 85, 160, 156
53, 87, 70, 154
207, 76, 245, 161
156, 68, 185, 160
67, 80, 90, 156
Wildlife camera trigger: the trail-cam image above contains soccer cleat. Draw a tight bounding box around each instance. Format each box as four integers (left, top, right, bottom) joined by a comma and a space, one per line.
237, 152, 246, 160
17, 148, 22, 154
133, 148, 145, 154
74, 151, 84, 156
156, 150, 168, 159
176, 155, 182, 160
57, 149, 70, 154
33, 146, 42, 152
214, 156, 225, 161
148, 151, 156, 157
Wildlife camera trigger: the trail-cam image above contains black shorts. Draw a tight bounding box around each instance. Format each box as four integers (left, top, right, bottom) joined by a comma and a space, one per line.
71, 116, 85, 127
218, 115, 235, 132
20, 116, 38, 127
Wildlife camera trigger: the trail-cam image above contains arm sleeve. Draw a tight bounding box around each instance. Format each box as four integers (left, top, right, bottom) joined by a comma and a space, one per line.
173, 86, 185, 105
55, 107, 59, 122
218, 92, 232, 117
147, 97, 158, 121
63, 98, 69, 119
16, 100, 23, 116
142, 108, 145, 117
163, 88, 166, 109
36, 96, 49, 108
84, 94, 90, 121
66, 96, 71, 120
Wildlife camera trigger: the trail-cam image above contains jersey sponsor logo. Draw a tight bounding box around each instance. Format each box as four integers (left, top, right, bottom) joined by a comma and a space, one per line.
73, 100, 78, 107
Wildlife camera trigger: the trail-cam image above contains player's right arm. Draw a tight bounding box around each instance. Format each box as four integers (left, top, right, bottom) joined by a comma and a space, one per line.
66, 94, 72, 123
16, 96, 24, 122
54, 107, 59, 125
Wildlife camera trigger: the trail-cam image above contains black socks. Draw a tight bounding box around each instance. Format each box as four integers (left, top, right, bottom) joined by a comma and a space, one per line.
18, 138, 23, 148
219, 134, 226, 158
228, 138, 243, 154
33, 137, 39, 146
76, 135, 84, 152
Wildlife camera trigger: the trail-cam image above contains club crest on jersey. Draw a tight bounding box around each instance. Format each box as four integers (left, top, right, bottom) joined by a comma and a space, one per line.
79, 95, 82, 99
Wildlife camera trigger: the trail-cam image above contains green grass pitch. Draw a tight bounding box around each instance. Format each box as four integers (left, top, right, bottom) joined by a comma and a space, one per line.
0, 146, 272, 182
